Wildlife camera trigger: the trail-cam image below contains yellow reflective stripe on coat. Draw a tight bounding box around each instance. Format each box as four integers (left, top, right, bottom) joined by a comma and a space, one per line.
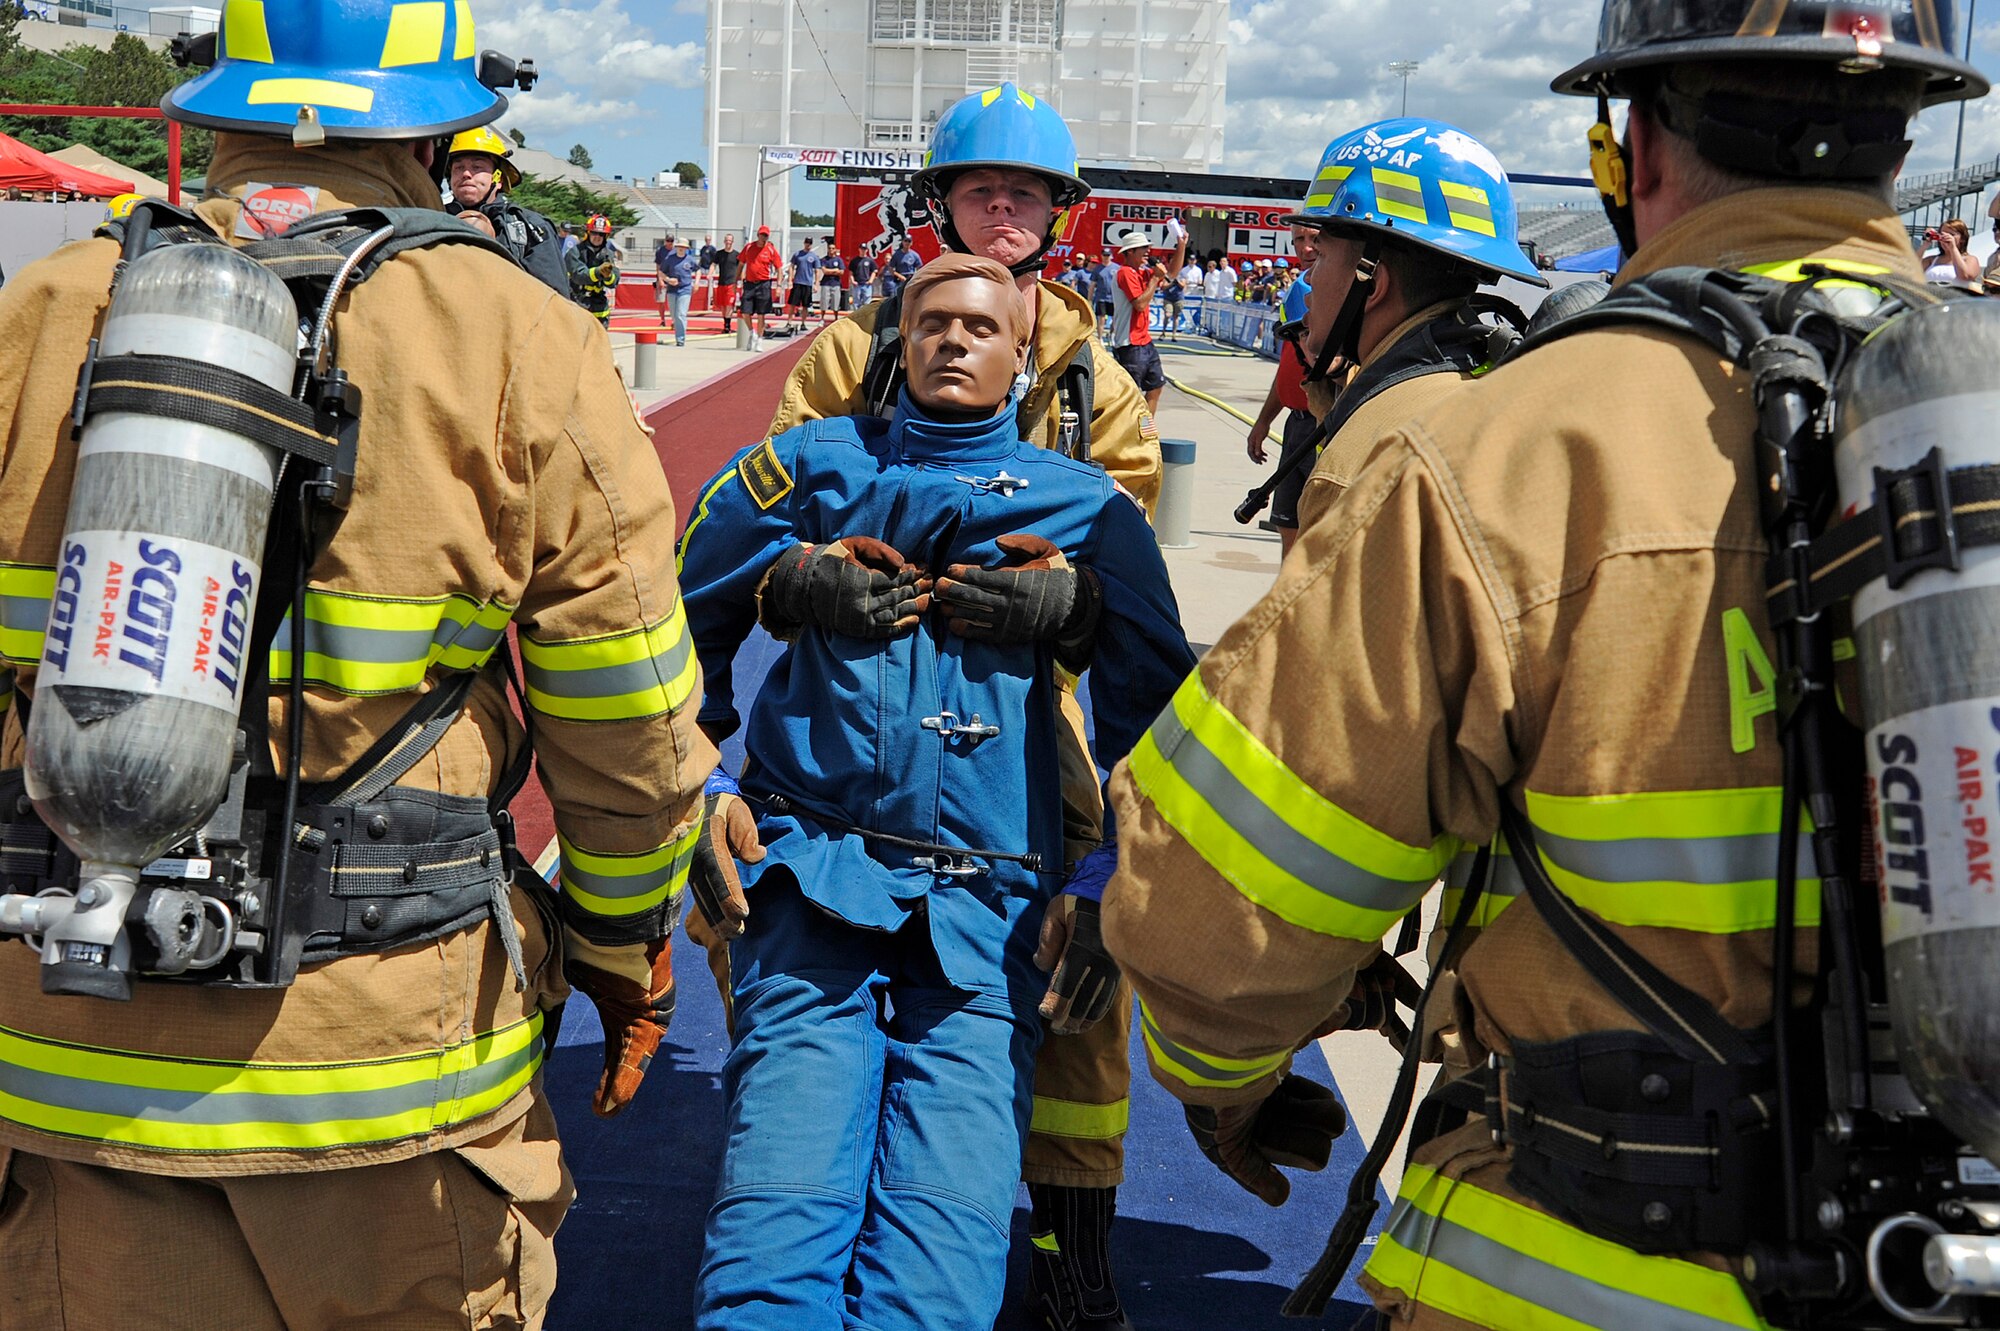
520, 601, 697, 723
1441, 839, 1521, 929
1139, 1001, 1285, 1092
556, 825, 700, 919
0, 668, 13, 716
1525, 788, 1819, 933
0, 1012, 542, 1153
1031, 1094, 1130, 1141
1364, 1162, 1769, 1331
1128, 671, 1456, 940
1372, 168, 1428, 225
269, 589, 512, 695
0, 563, 54, 666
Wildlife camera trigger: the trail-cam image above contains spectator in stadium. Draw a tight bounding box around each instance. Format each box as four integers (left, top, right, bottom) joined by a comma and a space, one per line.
1203, 254, 1236, 318
849, 245, 878, 305
1921, 218, 1980, 283
786, 236, 821, 334
658, 234, 701, 346
882, 236, 922, 298
740, 224, 782, 349
1176, 253, 1204, 331
1092, 252, 1120, 336
1245, 225, 1321, 557
1110, 229, 1182, 415
714, 233, 743, 333
819, 242, 846, 316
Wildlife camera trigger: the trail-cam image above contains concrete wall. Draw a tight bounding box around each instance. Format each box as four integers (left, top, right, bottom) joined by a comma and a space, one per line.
0, 201, 108, 287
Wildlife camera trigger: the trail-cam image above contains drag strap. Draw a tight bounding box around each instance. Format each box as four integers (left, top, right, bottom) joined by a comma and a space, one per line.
1283, 843, 1489, 1318
1500, 801, 1763, 1069
1765, 451, 2000, 627
78, 355, 336, 468
302, 668, 481, 809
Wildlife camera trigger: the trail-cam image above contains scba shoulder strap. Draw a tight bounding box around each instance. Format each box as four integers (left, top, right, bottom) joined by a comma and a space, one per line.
861, 288, 1096, 460
1318, 294, 1528, 444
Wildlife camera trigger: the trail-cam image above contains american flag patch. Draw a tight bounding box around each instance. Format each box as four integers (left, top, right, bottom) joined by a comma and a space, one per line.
1139, 412, 1160, 442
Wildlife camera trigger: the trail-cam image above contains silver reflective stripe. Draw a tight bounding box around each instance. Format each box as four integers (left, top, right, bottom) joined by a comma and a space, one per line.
1384, 1196, 1755, 1331
1375, 180, 1426, 213
1446, 195, 1493, 226
1535, 826, 1812, 886
0, 594, 47, 639
562, 845, 694, 901
0, 1040, 539, 1128
524, 630, 695, 701
278, 614, 437, 666
1150, 705, 1431, 914
441, 614, 507, 658
1139, 1008, 1266, 1083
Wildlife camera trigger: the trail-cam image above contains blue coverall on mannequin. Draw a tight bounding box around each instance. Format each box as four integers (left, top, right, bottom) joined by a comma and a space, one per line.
679, 389, 1192, 1331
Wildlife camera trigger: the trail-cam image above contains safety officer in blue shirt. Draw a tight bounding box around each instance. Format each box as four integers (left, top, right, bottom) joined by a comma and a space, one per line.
678, 254, 1194, 1331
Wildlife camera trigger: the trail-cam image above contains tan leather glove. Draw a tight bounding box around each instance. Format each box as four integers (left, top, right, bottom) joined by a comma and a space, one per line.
564, 934, 675, 1118
1184, 1075, 1348, 1207
688, 771, 766, 940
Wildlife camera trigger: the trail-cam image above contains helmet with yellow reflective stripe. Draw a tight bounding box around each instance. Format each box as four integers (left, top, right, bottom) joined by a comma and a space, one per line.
1553, 0, 1986, 107
102, 192, 147, 223
164, 0, 536, 141
447, 125, 520, 188
1279, 118, 1541, 285
912, 82, 1090, 209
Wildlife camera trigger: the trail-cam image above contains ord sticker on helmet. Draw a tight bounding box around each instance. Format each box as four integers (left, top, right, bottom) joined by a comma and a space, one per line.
235, 183, 321, 239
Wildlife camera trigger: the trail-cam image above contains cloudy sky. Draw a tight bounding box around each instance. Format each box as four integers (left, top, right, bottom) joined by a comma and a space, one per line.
483, 0, 2000, 207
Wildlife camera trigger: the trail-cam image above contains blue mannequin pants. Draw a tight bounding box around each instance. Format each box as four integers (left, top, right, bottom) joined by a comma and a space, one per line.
693, 876, 1045, 1330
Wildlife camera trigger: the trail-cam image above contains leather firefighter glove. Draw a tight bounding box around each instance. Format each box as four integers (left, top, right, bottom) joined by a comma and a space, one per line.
689, 769, 765, 940
759, 537, 932, 639
1034, 844, 1121, 1035
1184, 1074, 1348, 1207
1313, 950, 1424, 1050
934, 534, 1103, 668
564, 933, 677, 1119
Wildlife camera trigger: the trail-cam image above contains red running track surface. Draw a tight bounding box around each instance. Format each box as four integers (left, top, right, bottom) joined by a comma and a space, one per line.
508, 330, 819, 865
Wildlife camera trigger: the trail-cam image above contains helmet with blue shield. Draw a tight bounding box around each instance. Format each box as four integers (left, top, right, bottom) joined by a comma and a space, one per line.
1280, 117, 1541, 285
909, 83, 1090, 276
163, 0, 538, 144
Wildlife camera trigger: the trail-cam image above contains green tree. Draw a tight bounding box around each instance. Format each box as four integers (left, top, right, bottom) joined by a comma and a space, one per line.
507, 127, 526, 147
790, 210, 833, 226
567, 142, 593, 170
510, 172, 636, 229
672, 159, 704, 186
0, 33, 214, 180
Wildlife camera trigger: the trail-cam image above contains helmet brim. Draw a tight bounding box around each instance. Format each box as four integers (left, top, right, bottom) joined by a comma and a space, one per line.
164, 63, 505, 139
1552, 37, 1988, 106
910, 160, 1090, 208
1281, 211, 1550, 287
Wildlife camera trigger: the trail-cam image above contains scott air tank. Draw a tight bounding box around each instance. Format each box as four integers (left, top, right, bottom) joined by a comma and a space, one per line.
1837, 298, 2000, 1165
23, 242, 296, 991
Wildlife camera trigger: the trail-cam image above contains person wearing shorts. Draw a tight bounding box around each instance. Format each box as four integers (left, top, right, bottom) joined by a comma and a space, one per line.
714, 234, 743, 332
740, 226, 782, 349
786, 237, 820, 331
1109, 230, 1180, 415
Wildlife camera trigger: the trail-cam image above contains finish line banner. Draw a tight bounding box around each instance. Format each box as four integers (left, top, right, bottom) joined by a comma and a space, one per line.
762, 146, 926, 172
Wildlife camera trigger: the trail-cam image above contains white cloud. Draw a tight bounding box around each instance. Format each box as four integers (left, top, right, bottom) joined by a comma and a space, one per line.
481, 1, 704, 102
496, 89, 646, 137
1223, 0, 2000, 203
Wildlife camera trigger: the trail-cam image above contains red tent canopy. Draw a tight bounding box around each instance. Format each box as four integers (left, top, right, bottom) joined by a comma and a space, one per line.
0, 130, 133, 198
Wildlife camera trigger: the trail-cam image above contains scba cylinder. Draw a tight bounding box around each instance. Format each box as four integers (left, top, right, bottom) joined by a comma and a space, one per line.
1839, 299, 2000, 1166
23, 243, 296, 996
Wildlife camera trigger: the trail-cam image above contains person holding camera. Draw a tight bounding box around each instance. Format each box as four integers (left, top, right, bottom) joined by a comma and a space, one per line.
1109, 229, 1184, 415
1922, 217, 1980, 283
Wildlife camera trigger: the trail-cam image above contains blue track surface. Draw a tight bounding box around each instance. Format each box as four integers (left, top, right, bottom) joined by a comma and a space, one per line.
546, 630, 1385, 1329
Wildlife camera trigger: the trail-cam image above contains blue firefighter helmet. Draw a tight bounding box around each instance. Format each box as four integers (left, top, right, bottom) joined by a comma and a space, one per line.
1281, 118, 1543, 285
911, 83, 1090, 209
165, 0, 521, 140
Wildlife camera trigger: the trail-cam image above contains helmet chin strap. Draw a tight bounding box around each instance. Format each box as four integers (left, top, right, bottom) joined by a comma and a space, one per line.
1305, 239, 1382, 384
1589, 90, 1639, 260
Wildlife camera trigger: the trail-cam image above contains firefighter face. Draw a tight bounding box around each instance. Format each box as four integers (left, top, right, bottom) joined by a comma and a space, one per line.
449, 154, 499, 209
944, 169, 1055, 269
902, 275, 1031, 418
1304, 230, 1380, 364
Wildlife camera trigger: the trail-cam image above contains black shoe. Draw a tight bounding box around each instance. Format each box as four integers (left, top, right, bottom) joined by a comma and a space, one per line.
1024, 1184, 1132, 1330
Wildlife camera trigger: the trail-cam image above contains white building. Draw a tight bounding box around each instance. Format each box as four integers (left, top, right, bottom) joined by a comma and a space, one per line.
705, 0, 1227, 249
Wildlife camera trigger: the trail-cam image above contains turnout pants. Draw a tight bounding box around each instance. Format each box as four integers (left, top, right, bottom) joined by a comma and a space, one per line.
693, 876, 1045, 1331
0, 1092, 572, 1331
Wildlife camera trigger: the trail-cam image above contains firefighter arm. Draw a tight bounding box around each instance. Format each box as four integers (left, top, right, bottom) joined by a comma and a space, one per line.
765, 313, 872, 438
674, 436, 807, 742
1082, 495, 1198, 791
1101, 436, 1517, 1107
1085, 338, 1163, 512
516, 331, 717, 950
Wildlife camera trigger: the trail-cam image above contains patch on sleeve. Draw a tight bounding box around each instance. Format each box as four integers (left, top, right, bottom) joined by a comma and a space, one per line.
1138, 411, 1160, 443
738, 439, 794, 510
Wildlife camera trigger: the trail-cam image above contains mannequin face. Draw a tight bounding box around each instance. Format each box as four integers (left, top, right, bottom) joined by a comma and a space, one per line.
945, 168, 1055, 268
903, 275, 1031, 418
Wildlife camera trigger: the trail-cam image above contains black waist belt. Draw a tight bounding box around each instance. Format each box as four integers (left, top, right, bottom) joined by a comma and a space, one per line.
748, 790, 1049, 877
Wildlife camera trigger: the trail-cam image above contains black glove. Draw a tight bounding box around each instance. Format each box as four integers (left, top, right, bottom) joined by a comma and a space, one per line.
759, 537, 932, 640
1034, 895, 1120, 1034
688, 770, 765, 939
934, 534, 1102, 667
1314, 951, 1424, 1050
1185, 1075, 1348, 1207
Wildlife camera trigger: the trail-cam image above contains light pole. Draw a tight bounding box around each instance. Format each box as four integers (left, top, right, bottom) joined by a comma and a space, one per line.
1954, 0, 1979, 175
1389, 61, 1420, 117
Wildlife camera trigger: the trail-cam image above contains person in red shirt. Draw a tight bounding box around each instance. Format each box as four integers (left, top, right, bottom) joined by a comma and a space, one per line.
739, 224, 783, 349
1107, 229, 1182, 414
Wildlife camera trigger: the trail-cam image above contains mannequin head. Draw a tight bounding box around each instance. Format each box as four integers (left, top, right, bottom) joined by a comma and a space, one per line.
899, 254, 1033, 420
